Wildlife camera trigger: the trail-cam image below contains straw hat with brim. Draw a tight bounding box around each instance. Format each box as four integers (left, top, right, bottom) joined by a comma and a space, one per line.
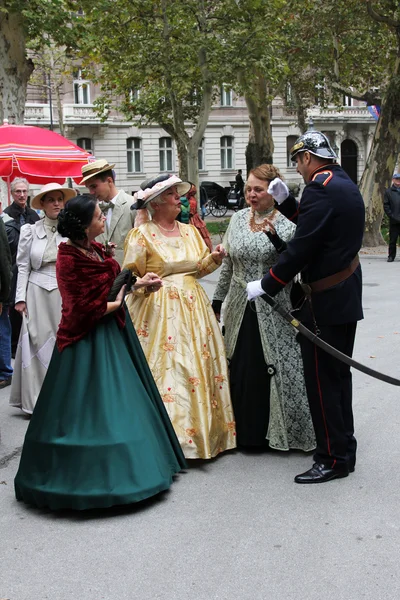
131, 174, 191, 210
31, 183, 77, 210
80, 159, 115, 184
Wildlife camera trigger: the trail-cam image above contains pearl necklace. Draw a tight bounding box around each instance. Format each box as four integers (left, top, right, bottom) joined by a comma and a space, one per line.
154, 220, 177, 232
249, 207, 276, 233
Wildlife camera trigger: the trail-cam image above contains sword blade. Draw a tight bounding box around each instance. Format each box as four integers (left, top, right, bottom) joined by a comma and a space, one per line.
261, 294, 400, 387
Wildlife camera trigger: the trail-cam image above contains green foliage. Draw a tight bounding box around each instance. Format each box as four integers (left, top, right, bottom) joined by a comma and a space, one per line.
283, 0, 398, 108
206, 219, 230, 237
76, 0, 230, 129
1, 0, 81, 49
224, 0, 290, 100
381, 213, 390, 243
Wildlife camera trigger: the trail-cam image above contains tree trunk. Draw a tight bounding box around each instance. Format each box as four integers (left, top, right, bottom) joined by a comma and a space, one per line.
0, 11, 33, 124
0, 9, 33, 205
187, 141, 199, 189
293, 92, 308, 134
360, 56, 400, 246
55, 85, 65, 137
244, 75, 274, 174
175, 136, 189, 182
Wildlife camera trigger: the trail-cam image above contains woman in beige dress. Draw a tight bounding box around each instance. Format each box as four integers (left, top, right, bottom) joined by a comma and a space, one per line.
123, 174, 236, 459
9, 183, 76, 414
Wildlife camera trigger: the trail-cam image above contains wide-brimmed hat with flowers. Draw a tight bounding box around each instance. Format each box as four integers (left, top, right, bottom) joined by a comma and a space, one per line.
31, 183, 77, 210
131, 174, 191, 210
80, 159, 116, 184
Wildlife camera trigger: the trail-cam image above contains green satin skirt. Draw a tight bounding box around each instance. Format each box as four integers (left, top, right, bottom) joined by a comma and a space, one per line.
14, 311, 186, 510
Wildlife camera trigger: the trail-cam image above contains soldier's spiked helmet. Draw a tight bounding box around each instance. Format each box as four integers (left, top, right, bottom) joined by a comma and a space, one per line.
290, 130, 337, 161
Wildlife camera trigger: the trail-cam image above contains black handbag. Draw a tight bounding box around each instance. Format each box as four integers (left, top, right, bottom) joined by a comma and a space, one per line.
107, 269, 136, 301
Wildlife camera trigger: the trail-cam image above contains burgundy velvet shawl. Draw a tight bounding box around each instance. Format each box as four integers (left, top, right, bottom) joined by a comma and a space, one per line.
56, 241, 125, 352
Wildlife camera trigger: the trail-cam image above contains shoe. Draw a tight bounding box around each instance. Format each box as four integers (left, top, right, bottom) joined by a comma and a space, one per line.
387, 257, 394, 262
0, 378, 12, 389
294, 463, 349, 484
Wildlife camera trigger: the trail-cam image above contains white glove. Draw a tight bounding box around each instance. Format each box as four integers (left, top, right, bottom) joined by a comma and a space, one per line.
246, 280, 264, 301
268, 178, 289, 204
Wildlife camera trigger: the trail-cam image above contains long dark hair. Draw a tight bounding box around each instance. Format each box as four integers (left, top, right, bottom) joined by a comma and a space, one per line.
57, 194, 97, 241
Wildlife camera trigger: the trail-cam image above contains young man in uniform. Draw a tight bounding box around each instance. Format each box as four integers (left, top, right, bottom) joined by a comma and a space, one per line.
247, 130, 365, 483
80, 159, 136, 265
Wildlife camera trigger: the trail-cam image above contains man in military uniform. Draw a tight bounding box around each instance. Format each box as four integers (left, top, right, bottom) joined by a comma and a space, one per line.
247, 130, 365, 484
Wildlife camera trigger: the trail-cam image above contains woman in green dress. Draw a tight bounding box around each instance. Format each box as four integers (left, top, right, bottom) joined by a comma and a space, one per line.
14, 194, 186, 511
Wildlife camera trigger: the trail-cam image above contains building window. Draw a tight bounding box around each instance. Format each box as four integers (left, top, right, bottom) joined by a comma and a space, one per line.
77, 138, 93, 154
343, 94, 353, 107
198, 138, 205, 171
129, 89, 140, 102
159, 137, 173, 172
220, 136, 234, 169
73, 69, 91, 105
285, 83, 293, 106
314, 81, 325, 106
286, 135, 298, 167
189, 88, 200, 106
220, 85, 232, 107
127, 137, 142, 173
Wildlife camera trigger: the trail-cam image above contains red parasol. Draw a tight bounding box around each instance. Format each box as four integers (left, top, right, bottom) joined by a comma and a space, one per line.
0, 122, 93, 204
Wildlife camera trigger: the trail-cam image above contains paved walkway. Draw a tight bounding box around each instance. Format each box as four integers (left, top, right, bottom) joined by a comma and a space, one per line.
1, 254, 400, 600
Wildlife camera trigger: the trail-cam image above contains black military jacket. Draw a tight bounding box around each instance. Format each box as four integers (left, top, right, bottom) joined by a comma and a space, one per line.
261, 163, 365, 326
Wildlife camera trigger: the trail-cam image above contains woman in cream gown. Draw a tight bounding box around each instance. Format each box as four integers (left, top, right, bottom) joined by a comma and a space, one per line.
123, 174, 236, 459
9, 183, 75, 414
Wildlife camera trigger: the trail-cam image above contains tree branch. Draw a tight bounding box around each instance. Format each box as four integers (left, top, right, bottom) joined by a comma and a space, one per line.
330, 81, 382, 105
366, 1, 399, 29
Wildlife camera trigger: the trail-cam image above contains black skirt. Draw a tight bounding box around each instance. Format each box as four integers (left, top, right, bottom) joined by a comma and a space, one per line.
229, 303, 273, 447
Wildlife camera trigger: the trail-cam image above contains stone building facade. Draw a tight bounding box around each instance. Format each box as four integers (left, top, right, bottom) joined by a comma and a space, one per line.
24, 79, 377, 197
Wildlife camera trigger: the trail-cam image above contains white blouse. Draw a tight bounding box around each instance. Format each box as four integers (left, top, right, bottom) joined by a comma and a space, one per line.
15, 218, 67, 303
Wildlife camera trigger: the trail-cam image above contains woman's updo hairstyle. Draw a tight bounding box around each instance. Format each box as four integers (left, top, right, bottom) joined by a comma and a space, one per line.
57, 194, 97, 241
248, 164, 283, 183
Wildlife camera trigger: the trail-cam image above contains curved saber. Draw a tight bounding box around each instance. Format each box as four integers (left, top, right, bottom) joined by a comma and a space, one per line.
261, 293, 400, 387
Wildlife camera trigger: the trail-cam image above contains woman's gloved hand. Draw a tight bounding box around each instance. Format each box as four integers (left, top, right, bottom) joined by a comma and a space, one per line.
211, 299, 222, 322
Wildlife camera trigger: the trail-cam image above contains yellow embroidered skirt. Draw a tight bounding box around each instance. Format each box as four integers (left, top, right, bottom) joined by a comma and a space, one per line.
126, 274, 236, 459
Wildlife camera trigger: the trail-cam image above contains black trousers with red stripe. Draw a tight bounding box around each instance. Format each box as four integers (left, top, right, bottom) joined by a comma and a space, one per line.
298, 322, 357, 469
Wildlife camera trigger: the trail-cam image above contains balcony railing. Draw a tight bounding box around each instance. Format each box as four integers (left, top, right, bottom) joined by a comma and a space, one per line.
25, 103, 101, 123
63, 104, 99, 119
309, 106, 371, 117
25, 104, 48, 120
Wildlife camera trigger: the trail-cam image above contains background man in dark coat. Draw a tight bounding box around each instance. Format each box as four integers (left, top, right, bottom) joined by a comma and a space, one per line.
0, 217, 13, 388
3, 178, 39, 356
383, 173, 400, 262
247, 130, 365, 484
3, 178, 39, 226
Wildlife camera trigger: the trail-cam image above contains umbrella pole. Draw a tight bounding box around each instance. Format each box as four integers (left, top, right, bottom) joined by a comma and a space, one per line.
7, 177, 10, 206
